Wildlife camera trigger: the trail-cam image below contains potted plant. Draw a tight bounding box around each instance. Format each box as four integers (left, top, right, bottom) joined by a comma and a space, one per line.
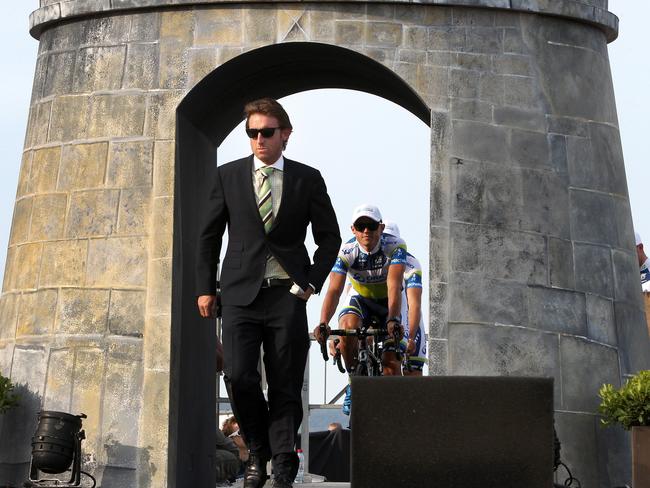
0, 373, 19, 414
599, 370, 650, 487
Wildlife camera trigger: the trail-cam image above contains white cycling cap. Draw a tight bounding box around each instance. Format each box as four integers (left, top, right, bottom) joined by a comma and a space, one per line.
351, 204, 382, 224
383, 220, 401, 238
636, 232, 643, 246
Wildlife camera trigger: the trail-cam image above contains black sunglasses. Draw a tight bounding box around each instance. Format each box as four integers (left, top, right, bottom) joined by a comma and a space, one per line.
354, 221, 380, 232
246, 127, 280, 139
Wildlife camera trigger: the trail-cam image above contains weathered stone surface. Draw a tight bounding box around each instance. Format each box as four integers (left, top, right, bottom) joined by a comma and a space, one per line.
73, 46, 127, 92
87, 237, 147, 287
451, 159, 482, 223
102, 347, 143, 468
49, 95, 90, 143
452, 223, 547, 284
549, 134, 568, 173
449, 272, 527, 326
520, 170, 570, 238
573, 243, 613, 298
503, 75, 540, 109
509, 129, 550, 169
88, 94, 147, 139
29, 193, 68, 240
560, 336, 619, 412
451, 98, 491, 124
147, 258, 171, 315
188, 47, 218, 88
554, 412, 600, 488
9, 197, 32, 246
139, 370, 169, 488
107, 140, 154, 189
548, 238, 575, 289
29, 147, 61, 194
143, 314, 170, 371
9, 243, 43, 291
0, 343, 14, 376
427, 338, 447, 376
612, 249, 641, 304
614, 301, 650, 375
150, 196, 173, 258
493, 54, 532, 76
129, 11, 161, 42
527, 286, 586, 335
56, 288, 110, 335
613, 197, 635, 251
195, 8, 242, 46
243, 6, 277, 43
117, 188, 151, 235
451, 120, 507, 163
16, 152, 32, 198
570, 189, 616, 246
158, 40, 189, 90
43, 349, 74, 411
43, 51, 76, 97
66, 190, 120, 237
450, 69, 480, 99
589, 122, 628, 196
493, 106, 545, 132
144, 91, 183, 140
59, 143, 108, 190
17, 289, 58, 337
366, 21, 402, 47
109, 290, 146, 337
547, 116, 588, 137
416, 65, 449, 98
596, 422, 631, 488
40, 240, 87, 287
83, 15, 131, 46
448, 323, 560, 406
0, 293, 18, 341
123, 42, 160, 90
585, 294, 616, 345
71, 349, 105, 456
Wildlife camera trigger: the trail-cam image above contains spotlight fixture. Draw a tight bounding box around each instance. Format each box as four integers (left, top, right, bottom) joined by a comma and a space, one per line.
24, 411, 95, 488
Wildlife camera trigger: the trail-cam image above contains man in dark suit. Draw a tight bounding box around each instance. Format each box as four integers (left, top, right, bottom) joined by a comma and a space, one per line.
196, 98, 341, 488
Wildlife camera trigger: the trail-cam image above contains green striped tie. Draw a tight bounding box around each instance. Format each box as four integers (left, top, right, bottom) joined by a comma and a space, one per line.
257, 166, 274, 233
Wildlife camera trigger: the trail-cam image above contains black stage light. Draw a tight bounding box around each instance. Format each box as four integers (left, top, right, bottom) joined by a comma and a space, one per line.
24, 411, 95, 488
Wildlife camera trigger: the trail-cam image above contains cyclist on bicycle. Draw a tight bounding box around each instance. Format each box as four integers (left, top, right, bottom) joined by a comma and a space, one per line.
314, 204, 407, 378
382, 221, 427, 376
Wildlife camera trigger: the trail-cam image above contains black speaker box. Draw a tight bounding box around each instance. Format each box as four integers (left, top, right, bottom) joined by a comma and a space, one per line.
350, 376, 554, 488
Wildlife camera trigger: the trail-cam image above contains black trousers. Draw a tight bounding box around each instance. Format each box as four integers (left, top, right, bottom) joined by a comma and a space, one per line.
222, 286, 310, 457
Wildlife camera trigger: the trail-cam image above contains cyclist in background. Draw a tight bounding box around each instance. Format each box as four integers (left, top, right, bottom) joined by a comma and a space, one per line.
382, 221, 426, 376
314, 204, 406, 379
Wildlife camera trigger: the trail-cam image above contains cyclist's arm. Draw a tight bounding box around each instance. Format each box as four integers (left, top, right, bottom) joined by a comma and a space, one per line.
319, 271, 347, 325
406, 286, 422, 339
386, 263, 405, 320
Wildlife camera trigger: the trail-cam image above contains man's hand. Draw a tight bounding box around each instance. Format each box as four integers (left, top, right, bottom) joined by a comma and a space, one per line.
296, 286, 314, 301
386, 318, 403, 340
406, 338, 416, 355
328, 339, 339, 357
313, 322, 331, 344
198, 295, 217, 318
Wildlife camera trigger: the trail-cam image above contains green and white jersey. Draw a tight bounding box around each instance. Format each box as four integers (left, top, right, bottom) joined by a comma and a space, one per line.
332, 234, 407, 299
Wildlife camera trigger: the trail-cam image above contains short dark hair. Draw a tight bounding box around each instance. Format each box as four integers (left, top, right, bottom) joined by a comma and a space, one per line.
244, 98, 293, 130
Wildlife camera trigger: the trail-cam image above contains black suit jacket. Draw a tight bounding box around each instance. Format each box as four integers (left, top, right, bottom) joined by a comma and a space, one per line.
195, 155, 341, 306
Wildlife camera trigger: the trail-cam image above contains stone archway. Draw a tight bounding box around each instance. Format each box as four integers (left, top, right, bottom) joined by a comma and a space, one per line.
171, 41, 430, 487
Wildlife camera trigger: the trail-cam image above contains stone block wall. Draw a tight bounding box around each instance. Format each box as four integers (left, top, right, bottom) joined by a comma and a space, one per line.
0, 0, 646, 487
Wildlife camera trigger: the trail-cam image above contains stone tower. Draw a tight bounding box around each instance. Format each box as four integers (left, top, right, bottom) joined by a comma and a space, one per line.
0, 0, 647, 487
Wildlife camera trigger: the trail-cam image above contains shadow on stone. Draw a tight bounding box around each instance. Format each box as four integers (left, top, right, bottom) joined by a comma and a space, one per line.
0, 384, 42, 488
100, 437, 155, 488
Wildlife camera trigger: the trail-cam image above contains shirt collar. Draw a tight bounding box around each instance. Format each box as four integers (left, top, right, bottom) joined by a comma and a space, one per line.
254, 155, 284, 172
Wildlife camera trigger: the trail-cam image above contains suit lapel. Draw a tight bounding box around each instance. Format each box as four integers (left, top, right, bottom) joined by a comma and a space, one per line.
242, 155, 264, 228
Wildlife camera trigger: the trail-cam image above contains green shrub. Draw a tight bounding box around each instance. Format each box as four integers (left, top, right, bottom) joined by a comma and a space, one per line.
0, 373, 19, 414
598, 370, 650, 430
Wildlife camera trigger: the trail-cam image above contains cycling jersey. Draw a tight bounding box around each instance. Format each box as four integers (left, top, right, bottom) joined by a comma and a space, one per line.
399, 253, 426, 370
332, 234, 407, 299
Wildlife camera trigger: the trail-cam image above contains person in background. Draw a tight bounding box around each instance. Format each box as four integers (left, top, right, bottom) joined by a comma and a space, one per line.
636, 232, 650, 292
382, 221, 427, 376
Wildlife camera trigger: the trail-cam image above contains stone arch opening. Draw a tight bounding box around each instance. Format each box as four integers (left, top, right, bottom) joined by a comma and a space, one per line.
171, 41, 430, 487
